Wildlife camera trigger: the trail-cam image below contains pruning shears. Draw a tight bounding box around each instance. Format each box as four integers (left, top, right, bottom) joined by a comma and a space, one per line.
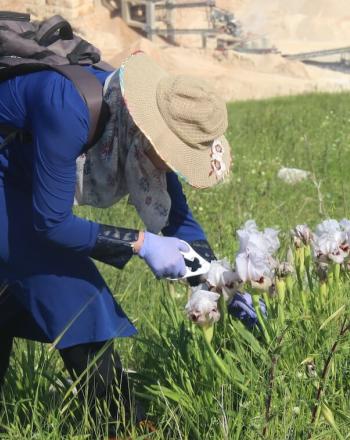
168, 240, 211, 281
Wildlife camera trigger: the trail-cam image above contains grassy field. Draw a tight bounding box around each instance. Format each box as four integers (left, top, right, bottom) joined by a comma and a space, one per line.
2, 92, 350, 439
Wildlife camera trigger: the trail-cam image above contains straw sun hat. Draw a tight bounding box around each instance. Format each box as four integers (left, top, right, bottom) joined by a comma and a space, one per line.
120, 52, 232, 188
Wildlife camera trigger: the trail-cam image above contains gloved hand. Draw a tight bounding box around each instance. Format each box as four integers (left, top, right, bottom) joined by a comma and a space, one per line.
228, 292, 267, 329
138, 232, 188, 279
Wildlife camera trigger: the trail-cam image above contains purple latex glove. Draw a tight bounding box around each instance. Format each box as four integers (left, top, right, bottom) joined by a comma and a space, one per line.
138, 232, 188, 279
228, 292, 267, 329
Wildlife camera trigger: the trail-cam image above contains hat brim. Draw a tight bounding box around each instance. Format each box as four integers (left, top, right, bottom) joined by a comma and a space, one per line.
120, 52, 232, 188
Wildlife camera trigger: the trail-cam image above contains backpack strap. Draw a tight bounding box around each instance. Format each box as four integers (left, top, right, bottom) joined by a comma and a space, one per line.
35, 15, 73, 46
0, 63, 109, 151
0, 11, 30, 21
0, 124, 29, 152
53, 64, 108, 148
67, 40, 100, 65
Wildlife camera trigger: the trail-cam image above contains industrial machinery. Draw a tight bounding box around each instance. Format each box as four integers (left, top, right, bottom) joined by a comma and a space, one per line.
209, 6, 241, 38
283, 46, 350, 74
102, 0, 242, 47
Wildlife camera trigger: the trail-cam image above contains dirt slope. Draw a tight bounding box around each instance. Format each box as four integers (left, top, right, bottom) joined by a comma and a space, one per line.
2, 0, 350, 101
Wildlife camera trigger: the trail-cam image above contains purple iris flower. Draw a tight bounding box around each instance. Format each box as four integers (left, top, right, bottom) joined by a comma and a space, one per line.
228, 292, 267, 329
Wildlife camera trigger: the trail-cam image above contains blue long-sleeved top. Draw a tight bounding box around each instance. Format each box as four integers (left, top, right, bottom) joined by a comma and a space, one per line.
0, 66, 205, 251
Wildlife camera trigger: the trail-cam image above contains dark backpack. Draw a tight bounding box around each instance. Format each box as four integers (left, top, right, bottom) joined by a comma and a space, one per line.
0, 11, 115, 151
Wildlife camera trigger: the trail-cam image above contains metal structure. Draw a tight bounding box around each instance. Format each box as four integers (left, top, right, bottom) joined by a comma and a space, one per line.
104, 0, 242, 47
284, 46, 350, 61
101, 0, 350, 75
282, 46, 350, 74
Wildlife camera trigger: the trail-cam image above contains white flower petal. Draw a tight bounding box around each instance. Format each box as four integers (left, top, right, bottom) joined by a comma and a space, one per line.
328, 251, 346, 264
340, 218, 350, 232
243, 220, 259, 233
206, 259, 232, 288
237, 221, 279, 256
235, 250, 272, 283
236, 229, 251, 253
315, 219, 341, 235
246, 233, 267, 253
235, 252, 249, 282
263, 228, 280, 254
340, 218, 350, 245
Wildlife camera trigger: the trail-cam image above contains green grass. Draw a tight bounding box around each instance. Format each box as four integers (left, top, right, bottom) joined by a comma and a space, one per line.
2, 92, 350, 439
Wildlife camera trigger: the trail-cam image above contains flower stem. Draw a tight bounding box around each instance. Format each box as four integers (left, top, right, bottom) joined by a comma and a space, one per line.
304, 245, 314, 292
319, 282, 327, 307
202, 323, 214, 344
285, 274, 294, 297
276, 279, 286, 303
276, 279, 286, 326
333, 263, 340, 285
218, 293, 227, 334
202, 330, 227, 376
327, 269, 334, 290
201, 326, 247, 393
296, 247, 305, 290
252, 293, 271, 345
263, 291, 271, 313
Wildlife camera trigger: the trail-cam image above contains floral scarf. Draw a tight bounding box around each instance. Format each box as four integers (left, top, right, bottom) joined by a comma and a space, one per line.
74, 70, 171, 233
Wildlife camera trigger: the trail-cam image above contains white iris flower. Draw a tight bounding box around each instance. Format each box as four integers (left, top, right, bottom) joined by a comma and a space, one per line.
313, 219, 348, 263
185, 289, 221, 326
235, 220, 279, 289
292, 224, 312, 247
205, 259, 239, 301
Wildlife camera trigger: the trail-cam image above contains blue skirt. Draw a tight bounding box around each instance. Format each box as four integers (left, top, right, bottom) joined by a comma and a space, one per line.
0, 182, 137, 349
